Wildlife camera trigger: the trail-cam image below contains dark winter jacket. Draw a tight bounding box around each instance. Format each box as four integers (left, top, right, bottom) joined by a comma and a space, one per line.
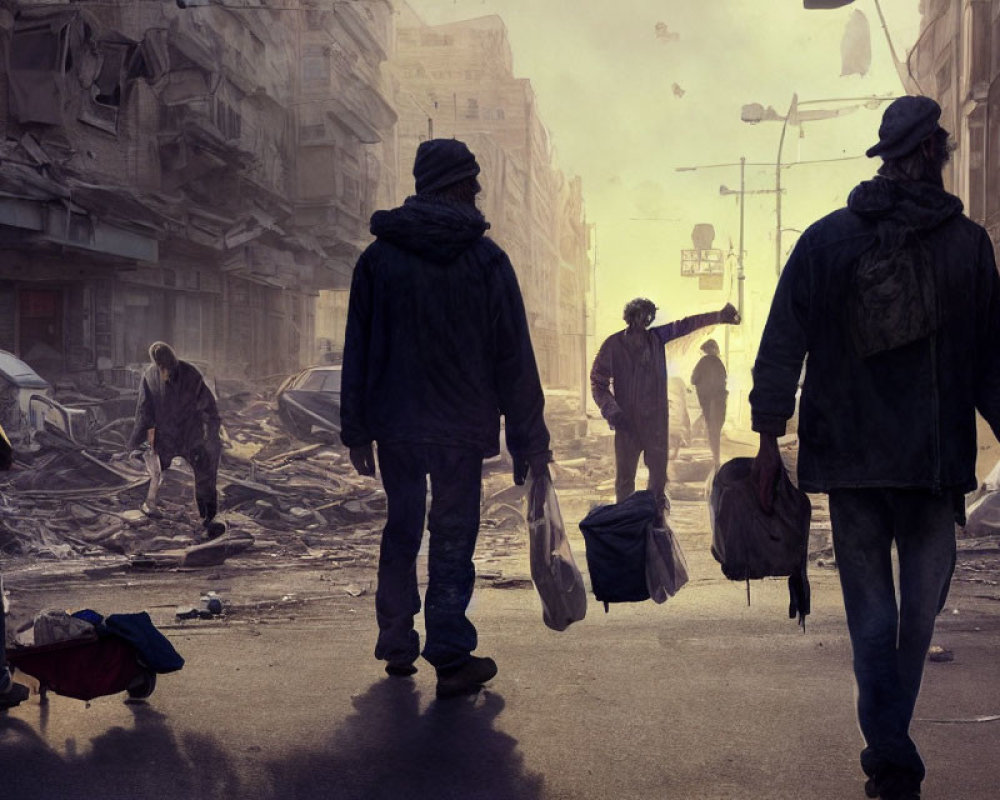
750, 176, 1000, 493
591, 312, 726, 444
691, 353, 728, 407
339, 195, 550, 460
128, 361, 221, 456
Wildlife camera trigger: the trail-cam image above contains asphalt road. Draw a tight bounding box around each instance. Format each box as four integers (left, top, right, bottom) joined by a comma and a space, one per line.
2, 488, 999, 800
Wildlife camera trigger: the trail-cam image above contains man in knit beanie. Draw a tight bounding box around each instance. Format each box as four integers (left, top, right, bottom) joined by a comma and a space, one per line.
341, 139, 551, 698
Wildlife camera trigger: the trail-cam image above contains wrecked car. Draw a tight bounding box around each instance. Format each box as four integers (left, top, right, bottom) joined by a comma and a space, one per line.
275, 365, 342, 439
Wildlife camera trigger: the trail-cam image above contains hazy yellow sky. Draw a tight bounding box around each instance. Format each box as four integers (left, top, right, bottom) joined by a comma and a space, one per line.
405, 0, 924, 387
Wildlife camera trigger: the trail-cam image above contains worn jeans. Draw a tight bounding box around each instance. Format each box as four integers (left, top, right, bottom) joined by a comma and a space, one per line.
161, 444, 219, 524
374, 443, 483, 672
828, 488, 957, 786
614, 429, 668, 515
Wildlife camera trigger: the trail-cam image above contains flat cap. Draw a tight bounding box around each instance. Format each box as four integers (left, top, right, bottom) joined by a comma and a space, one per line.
866, 96, 942, 159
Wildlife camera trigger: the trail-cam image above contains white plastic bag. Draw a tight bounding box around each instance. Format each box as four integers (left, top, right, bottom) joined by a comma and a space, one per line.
645, 521, 689, 604
525, 472, 587, 631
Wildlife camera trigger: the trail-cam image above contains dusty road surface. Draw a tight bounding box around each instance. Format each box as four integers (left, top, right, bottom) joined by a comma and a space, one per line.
2, 433, 999, 800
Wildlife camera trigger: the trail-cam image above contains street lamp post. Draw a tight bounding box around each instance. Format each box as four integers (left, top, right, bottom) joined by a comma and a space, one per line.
741, 93, 894, 275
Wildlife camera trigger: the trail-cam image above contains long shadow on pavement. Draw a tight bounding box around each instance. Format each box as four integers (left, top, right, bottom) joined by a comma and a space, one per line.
266, 678, 545, 800
0, 701, 245, 799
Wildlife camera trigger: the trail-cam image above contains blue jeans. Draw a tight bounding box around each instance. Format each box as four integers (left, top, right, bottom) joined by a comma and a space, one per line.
374, 443, 483, 672
829, 488, 957, 787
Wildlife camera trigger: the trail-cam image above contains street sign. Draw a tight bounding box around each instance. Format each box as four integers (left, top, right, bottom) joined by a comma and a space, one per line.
681, 248, 723, 276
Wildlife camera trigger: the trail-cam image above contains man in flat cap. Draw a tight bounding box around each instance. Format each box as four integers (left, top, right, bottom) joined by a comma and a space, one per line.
750, 96, 1000, 799
340, 138, 551, 698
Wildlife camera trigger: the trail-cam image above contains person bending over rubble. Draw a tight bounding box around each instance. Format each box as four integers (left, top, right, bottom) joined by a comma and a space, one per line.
340, 138, 551, 699
0, 422, 30, 709
591, 298, 740, 525
126, 342, 225, 539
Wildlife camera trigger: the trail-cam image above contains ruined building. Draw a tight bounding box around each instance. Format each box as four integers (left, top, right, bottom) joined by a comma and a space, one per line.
0, 0, 395, 386
385, 7, 592, 395
907, 0, 1000, 259
0, 0, 588, 406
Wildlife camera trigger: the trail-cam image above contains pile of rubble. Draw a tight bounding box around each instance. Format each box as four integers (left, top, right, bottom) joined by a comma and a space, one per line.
0, 382, 622, 576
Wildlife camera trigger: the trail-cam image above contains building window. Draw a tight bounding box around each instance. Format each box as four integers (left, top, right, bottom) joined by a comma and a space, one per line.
465, 98, 479, 119
303, 46, 330, 86
213, 97, 242, 141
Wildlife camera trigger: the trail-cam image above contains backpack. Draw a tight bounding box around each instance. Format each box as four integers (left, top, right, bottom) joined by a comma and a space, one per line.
578, 490, 688, 612
709, 458, 812, 627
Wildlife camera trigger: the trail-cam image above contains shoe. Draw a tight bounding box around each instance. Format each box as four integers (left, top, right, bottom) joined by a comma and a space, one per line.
435, 656, 498, 698
140, 502, 162, 519
867, 771, 921, 800
385, 662, 417, 678
203, 521, 227, 540
0, 680, 29, 709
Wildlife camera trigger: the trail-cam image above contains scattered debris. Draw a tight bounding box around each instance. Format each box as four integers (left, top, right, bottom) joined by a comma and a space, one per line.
655, 22, 680, 43
927, 645, 955, 663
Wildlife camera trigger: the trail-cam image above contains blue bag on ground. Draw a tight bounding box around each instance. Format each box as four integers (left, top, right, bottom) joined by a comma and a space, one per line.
103, 612, 185, 673
525, 472, 587, 631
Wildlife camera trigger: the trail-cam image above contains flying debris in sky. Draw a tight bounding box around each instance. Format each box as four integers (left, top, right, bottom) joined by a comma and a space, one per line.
841, 10, 872, 77
655, 22, 680, 43
672, 83, 686, 99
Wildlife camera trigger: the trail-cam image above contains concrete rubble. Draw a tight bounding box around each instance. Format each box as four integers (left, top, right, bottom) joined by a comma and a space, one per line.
0, 384, 622, 580
3, 380, 997, 593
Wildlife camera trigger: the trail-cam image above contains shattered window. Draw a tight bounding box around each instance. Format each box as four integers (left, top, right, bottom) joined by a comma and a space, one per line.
9, 27, 63, 71
296, 371, 326, 391
94, 43, 130, 107
322, 371, 342, 393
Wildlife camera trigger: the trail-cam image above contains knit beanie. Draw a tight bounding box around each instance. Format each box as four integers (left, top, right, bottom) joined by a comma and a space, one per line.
413, 138, 480, 195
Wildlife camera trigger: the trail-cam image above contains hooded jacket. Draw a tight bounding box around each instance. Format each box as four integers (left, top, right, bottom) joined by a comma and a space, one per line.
750, 176, 1000, 493
339, 195, 550, 460
128, 360, 220, 456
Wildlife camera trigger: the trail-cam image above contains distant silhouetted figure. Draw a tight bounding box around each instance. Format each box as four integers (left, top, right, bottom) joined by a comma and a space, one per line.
340, 138, 551, 698
127, 342, 223, 538
690, 338, 727, 469
591, 299, 739, 525
750, 96, 1000, 800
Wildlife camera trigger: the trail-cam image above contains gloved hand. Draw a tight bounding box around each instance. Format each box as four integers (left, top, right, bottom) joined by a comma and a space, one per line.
749, 433, 782, 514
513, 451, 552, 486
349, 443, 376, 477
607, 407, 628, 432
720, 302, 741, 325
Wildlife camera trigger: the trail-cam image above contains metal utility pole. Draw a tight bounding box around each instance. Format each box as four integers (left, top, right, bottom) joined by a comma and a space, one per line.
741, 92, 894, 275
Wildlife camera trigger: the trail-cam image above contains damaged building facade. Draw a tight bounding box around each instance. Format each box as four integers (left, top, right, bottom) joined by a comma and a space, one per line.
907, 0, 1000, 259
0, 0, 396, 393
385, 8, 592, 394
0, 0, 588, 421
